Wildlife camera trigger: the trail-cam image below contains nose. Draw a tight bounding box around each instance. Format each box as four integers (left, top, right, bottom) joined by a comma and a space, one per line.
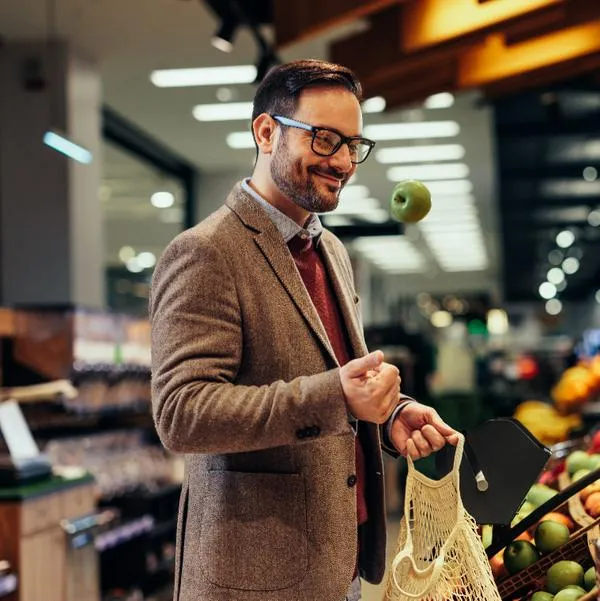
328, 142, 354, 174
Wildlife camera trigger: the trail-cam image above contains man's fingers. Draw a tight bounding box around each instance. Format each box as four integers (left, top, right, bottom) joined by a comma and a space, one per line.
344, 350, 384, 378
405, 439, 420, 461
421, 424, 446, 451
430, 411, 458, 444
411, 430, 432, 456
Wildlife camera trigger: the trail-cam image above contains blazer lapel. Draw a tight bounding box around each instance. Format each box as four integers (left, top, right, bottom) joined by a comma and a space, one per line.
319, 234, 369, 359
226, 185, 338, 365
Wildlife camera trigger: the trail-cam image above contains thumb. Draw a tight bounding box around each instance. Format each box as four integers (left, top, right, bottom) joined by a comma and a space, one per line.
429, 412, 459, 444
344, 350, 384, 378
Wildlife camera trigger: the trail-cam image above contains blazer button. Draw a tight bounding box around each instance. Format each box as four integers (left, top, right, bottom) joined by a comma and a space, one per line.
347, 475, 357, 487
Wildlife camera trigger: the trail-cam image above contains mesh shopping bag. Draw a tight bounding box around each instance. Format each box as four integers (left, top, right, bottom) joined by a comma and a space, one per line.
384, 433, 502, 601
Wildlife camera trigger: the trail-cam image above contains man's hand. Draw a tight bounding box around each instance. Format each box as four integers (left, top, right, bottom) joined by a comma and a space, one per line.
390, 403, 459, 460
340, 351, 400, 425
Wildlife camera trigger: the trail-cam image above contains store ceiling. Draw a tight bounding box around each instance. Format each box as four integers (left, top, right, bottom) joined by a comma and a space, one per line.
0, 0, 598, 304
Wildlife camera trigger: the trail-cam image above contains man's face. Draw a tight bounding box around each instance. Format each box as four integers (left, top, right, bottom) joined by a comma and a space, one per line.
270, 86, 362, 214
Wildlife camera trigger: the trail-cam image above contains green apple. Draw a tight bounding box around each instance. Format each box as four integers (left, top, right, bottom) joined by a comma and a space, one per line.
554, 587, 585, 600
503, 540, 540, 575
389, 180, 432, 223
527, 484, 558, 508
572, 468, 591, 482
566, 451, 593, 475
588, 454, 600, 470
531, 593, 554, 601
584, 566, 596, 591
534, 520, 570, 554
546, 561, 584, 594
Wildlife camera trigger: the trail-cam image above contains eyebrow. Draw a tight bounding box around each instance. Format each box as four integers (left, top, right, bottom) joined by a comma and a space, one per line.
311, 123, 365, 138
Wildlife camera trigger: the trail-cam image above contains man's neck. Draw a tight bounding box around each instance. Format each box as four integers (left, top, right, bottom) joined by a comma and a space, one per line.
247, 175, 309, 227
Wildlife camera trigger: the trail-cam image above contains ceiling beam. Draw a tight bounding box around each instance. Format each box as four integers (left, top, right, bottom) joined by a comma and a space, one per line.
327, 0, 599, 111
458, 21, 600, 88
399, 0, 565, 53
272, 0, 408, 49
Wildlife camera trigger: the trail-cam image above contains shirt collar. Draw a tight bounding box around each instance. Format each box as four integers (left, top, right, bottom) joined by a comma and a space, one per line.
241, 178, 323, 244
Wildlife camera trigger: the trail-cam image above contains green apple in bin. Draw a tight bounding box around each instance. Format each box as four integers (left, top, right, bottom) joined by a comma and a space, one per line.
390, 180, 432, 223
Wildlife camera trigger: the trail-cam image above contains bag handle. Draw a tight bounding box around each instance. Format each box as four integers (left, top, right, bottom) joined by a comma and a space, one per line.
391, 434, 465, 597
391, 544, 446, 597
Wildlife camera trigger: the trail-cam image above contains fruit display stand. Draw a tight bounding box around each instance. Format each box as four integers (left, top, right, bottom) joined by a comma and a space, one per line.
559, 471, 597, 529
487, 470, 600, 600
496, 518, 598, 599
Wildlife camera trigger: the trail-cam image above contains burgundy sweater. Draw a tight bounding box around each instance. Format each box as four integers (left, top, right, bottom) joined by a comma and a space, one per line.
288, 235, 369, 532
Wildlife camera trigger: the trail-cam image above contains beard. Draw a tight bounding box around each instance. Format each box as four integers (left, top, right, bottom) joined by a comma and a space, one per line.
270, 133, 348, 214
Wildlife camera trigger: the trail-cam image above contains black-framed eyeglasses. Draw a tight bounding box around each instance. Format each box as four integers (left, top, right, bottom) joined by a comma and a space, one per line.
271, 114, 376, 164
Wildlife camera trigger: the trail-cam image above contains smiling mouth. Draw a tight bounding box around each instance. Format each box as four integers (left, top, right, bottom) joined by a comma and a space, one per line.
313, 171, 342, 186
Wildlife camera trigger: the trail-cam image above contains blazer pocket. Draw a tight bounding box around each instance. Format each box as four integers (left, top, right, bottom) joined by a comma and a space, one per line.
200, 471, 308, 591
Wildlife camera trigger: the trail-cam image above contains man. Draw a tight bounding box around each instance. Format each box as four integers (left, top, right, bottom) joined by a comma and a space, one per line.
150, 59, 459, 601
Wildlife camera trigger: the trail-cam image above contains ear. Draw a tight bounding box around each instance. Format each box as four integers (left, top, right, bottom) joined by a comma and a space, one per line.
252, 113, 277, 154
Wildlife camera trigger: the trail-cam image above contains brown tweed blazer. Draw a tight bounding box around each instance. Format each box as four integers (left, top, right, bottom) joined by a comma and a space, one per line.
149, 182, 388, 601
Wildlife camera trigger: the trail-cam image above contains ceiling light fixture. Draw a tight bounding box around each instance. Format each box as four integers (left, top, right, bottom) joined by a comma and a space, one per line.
150, 65, 257, 88
43, 130, 92, 164
151, 192, 175, 208
364, 120, 460, 141
424, 92, 455, 109
362, 96, 386, 113
385, 163, 469, 181
193, 101, 253, 121
376, 144, 465, 164
556, 230, 575, 248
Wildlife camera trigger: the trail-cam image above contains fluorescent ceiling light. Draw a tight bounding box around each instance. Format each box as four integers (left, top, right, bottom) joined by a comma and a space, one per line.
339, 185, 370, 200
588, 209, 600, 227
388, 179, 473, 196
227, 131, 255, 149
424, 92, 455, 109
193, 102, 253, 121
546, 299, 562, 315
364, 121, 460, 141
376, 144, 465, 164
386, 163, 469, 181
330, 197, 380, 215
548, 138, 600, 163
359, 209, 390, 223
556, 230, 575, 248
119, 246, 135, 262
562, 257, 580, 274
323, 215, 354, 227
43, 130, 92, 164
151, 192, 175, 208
419, 221, 480, 233
539, 282, 557, 299
150, 65, 257, 88
352, 237, 425, 272
542, 179, 600, 197
137, 252, 157, 269
362, 96, 386, 113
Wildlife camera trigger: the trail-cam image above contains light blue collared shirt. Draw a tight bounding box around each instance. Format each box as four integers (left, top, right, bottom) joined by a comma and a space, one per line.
241, 178, 323, 244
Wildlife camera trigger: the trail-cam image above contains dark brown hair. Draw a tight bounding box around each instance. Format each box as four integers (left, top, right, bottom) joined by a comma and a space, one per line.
251, 59, 363, 127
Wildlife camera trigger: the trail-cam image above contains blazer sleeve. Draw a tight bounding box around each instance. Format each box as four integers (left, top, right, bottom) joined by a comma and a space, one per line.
149, 230, 354, 455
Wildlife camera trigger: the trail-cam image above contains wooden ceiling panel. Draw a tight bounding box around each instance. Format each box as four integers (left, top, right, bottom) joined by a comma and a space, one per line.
326, 0, 599, 110
399, 0, 565, 53
272, 0, 409, 49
